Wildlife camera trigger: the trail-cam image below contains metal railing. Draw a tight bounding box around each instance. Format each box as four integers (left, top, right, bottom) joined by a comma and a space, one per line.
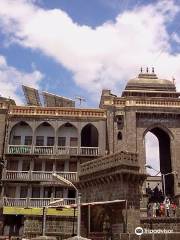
8, 145, 100, 156
2, 170, 78, 182
3, 197, 76, 208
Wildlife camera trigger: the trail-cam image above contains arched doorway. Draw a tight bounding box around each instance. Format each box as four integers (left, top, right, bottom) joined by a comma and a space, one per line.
81, 124, 98, 147
145, 127, 174, 197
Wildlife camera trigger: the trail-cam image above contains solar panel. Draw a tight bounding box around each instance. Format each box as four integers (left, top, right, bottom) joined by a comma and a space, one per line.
43, 92, 75, 107
22, 85, 41, 106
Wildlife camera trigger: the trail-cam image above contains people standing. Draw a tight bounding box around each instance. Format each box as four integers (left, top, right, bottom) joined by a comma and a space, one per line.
159, 202, 165, 217
171, 201, 177, 217
147, 202, 152, 218
152, 202, 157, 217
164, 197, 170, 217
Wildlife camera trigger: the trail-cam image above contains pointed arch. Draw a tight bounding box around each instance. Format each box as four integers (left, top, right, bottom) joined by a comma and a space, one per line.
81, 123, 99, 147
35, 121, 55, 146
57, 122, 78, 147
144, 125, 174, 196
9, 121, 33, 145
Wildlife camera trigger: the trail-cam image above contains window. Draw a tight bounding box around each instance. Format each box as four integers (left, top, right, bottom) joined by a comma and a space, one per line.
36, 136, 44, 146
117, 131, 122, 140
20, 186, 28, 198
68, 189, 76, 198
33, 160, 42, 171
116, 116, 124, 130
56, 162, 64, 171
45, 160, 53, 171
70, 137, 78, 147
7, 160, 18, 171
32, 187, 40, 198
5, 186, 16, 197
24, 136, 32, 145
55, 187, 63, 198
12, 136, 21, 145
69, 162, 77, 172
47, 137, 54, 146
44, 187, 52, 198
22, 160, 30, 171
58, 137, 66, 146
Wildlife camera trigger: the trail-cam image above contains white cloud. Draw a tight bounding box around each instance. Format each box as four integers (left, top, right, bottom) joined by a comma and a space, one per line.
0, 55, 43, 104
172, 32, 180, 43
0, 0, 179, 97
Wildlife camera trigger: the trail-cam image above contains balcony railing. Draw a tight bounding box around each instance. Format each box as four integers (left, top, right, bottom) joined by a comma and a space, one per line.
8, 145, 32, 154
2, 171, 78, 182
3, 197, 76, 208
7, 145, 100, 156
34, 146, 54, 155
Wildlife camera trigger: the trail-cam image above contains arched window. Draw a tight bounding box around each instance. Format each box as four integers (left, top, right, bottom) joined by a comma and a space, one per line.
117, 131, 122, 140
81, 124, 99, 147
57, 123, 78, 147
35, 122, 55, 146
9, 121, 32, 145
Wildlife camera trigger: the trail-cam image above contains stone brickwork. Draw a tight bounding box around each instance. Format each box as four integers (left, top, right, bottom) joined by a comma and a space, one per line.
100, 72, 180, 198
78, 151, 146, 235
115, 233, 180, 240
24, 216, 77, 239
140, 217, 180, 232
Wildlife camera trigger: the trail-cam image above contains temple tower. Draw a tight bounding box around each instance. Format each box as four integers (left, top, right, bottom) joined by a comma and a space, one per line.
100, 69, 180, 198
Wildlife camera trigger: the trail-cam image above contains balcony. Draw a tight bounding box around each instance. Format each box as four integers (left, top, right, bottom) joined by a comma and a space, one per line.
3, 197, 76, 208
2, 171, 78, 183
7, 145, 100, 156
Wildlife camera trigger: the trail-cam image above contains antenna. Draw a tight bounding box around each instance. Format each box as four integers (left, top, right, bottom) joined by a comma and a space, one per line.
75, 96, 86, 105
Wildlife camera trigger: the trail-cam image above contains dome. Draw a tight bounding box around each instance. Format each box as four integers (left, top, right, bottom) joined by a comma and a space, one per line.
125, 73, 176, 92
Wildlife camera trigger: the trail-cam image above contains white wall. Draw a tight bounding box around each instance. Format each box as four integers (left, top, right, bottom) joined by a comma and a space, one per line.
10, 125, 32, 145
35, 125, 55, 145
57, 126, 78, 146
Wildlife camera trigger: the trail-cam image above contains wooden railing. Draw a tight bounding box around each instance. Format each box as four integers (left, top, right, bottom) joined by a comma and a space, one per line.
80, 151, 138, 176
3, 197, 76, 208
3, 170, 78, 182
8, 145, 100, 156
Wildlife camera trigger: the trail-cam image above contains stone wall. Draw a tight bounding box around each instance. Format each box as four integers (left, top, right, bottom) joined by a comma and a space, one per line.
0, 110, 7, 160
140, 217, 180, 232
115, 233, 180, 240
24, 216, 77, 239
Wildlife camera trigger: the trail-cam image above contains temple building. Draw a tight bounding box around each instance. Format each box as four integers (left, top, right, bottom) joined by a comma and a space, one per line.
0, 69, 180, 238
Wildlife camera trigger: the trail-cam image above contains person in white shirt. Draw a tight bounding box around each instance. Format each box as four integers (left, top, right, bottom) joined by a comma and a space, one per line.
164, 197, 170, 217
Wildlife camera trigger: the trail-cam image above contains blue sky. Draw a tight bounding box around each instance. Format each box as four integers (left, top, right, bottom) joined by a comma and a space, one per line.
0, 0, 180, 107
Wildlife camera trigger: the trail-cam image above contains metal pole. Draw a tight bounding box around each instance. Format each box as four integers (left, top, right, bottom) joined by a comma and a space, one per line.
125, 200, 128, 233
77, 192, 81, 238
162, 174, 166, 197
72, 207, 76, 236
88, 204, 91, 235
42, 206, 46, 236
